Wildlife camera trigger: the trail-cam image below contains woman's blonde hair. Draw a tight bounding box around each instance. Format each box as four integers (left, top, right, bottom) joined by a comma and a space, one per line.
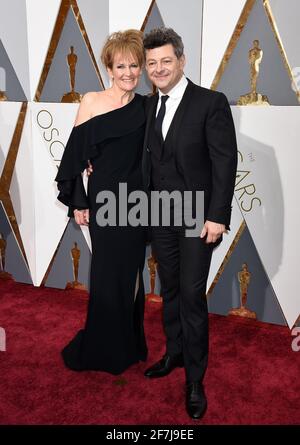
101, 29, 144, 69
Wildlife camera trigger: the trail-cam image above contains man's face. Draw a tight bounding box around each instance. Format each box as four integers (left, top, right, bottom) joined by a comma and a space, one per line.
145, 44, 185, 94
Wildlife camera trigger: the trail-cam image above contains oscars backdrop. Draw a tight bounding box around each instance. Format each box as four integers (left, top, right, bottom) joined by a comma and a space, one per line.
0, 0, 300, 330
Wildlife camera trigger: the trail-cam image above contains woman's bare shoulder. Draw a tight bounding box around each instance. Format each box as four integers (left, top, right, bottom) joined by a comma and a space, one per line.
74, 91, 105, 126
80, 91, 102, 106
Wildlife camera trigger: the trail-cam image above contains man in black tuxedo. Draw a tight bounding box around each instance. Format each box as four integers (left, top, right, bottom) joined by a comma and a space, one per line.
142, 28, 237, 419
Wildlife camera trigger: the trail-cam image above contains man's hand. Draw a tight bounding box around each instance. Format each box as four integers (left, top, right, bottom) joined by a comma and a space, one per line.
74, 209, 89, 226
86, 160, 93, 176
200, 220, 226, 243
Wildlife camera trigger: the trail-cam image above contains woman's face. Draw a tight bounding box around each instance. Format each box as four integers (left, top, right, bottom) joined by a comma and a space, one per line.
108, 52, 142, 92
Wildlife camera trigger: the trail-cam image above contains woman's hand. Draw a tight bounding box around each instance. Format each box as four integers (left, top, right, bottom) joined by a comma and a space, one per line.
86, 159, 93, 176
74, 209, 89, 226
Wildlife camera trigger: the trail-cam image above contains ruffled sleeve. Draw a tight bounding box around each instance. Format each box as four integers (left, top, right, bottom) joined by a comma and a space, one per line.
55, 124, 91, 217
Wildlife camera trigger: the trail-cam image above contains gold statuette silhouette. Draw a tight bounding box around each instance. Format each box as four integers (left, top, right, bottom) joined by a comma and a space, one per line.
0, 233, 12, 280
61, 46, 82, 103
66, 242, 86, 290
0, 91, 7, 101
145, 250, 162, 303
237, 40, 270, 106
228, 263, 256, 319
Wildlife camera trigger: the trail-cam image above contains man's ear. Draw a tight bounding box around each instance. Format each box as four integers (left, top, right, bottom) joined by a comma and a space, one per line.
180, 54, 186, 69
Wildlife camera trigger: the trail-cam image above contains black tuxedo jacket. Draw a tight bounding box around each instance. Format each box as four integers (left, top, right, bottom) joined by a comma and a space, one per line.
142, 79, 238, 228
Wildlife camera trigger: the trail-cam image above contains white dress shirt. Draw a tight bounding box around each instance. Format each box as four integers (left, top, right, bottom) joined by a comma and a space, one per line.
156, 75, 188, 140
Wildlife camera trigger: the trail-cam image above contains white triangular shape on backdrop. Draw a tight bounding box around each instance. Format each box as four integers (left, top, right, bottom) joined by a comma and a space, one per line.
231, 106, 300, 327
201, 0, 247, 88
26, 0, 61, 101
31, 102, 81, 285
207, 197, 245, 292
109, 0, 153, 32
268, 0, 300, 95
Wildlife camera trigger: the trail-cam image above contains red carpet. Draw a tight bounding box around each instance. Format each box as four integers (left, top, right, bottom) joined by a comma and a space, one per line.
0, 279, 299, 425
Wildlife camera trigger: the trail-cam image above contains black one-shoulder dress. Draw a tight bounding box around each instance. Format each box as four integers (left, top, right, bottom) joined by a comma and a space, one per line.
55, 94, 147, 375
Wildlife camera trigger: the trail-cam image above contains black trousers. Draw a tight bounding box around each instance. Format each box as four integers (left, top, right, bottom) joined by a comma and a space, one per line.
151, 225, 215, 382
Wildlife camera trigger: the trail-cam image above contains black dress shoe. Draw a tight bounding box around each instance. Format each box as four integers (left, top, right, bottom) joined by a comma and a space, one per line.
144, 354, 184, 378
186, 382, 207, 420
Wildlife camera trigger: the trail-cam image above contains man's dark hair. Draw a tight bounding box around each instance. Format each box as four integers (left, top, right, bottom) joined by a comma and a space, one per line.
143, 27, 184, 59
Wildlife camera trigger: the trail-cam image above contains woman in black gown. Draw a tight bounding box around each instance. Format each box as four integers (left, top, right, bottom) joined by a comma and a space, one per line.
55, 30, 147, 375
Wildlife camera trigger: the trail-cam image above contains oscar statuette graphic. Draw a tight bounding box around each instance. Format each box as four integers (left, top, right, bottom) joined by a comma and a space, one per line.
0, 233, 12, 280
61, 46, 82, 103
237, 40, 270, 106
66, 242, 86, 290
228, 263, 256, 319
145, 250, 162, 303
0, 90, 7, 101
